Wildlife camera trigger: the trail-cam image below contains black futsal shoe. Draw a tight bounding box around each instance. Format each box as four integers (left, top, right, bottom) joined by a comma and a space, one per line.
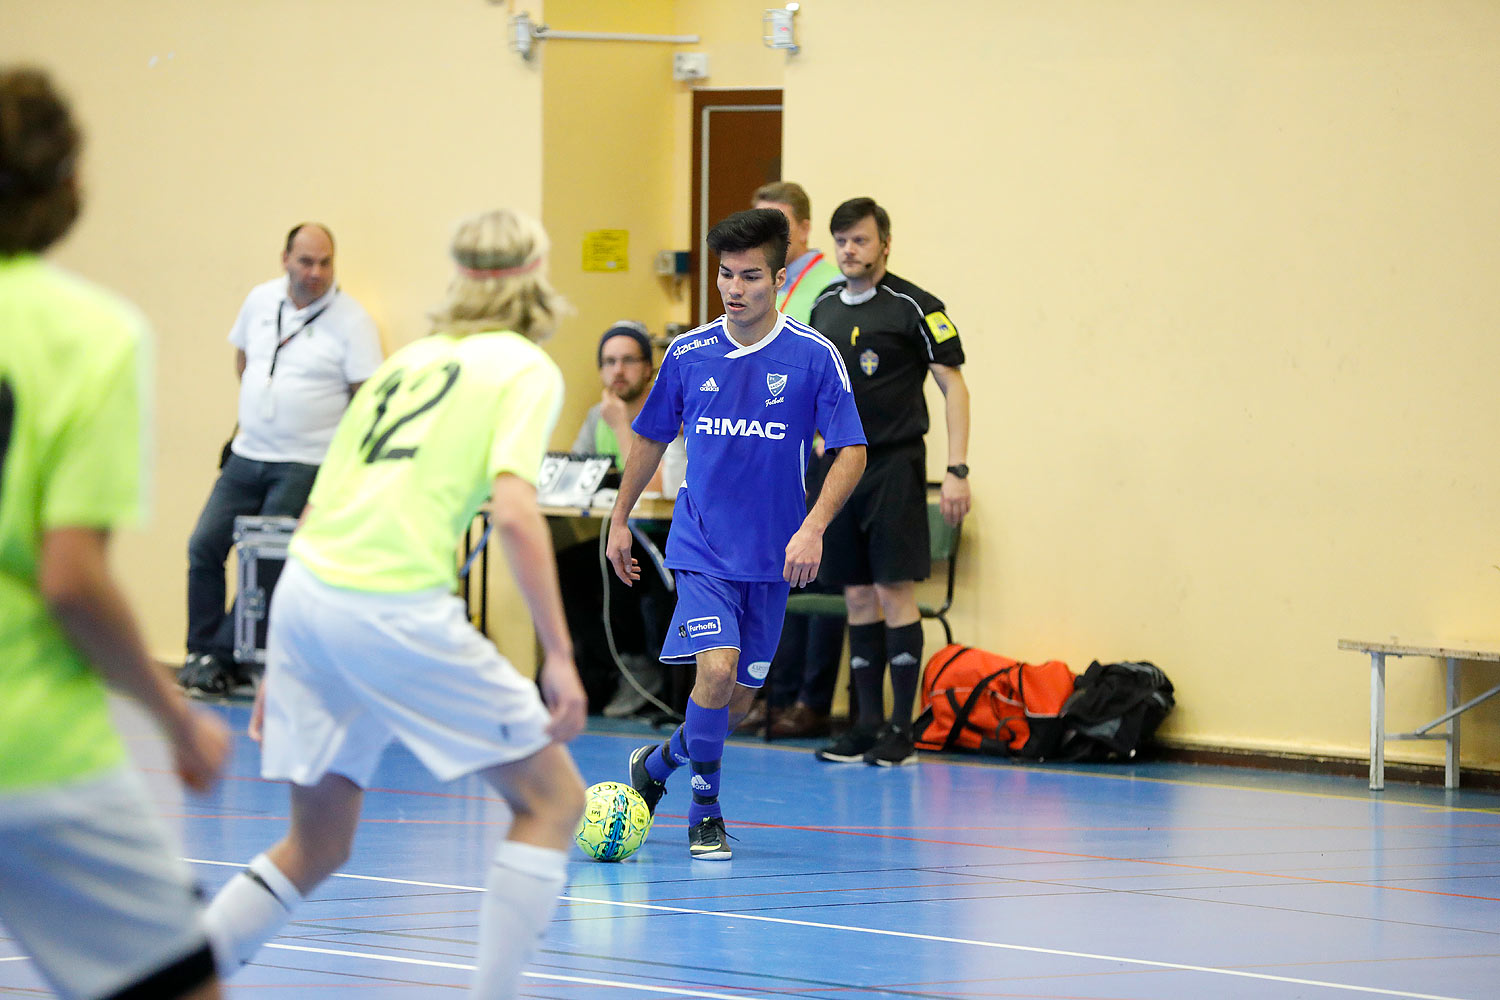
628, 744, 668, 816
688, 816, 733, 861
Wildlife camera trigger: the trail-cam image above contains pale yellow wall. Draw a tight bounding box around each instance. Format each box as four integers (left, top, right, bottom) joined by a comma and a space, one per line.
4, 0, 547, 669
12, 0, 1500, 770
668, 1, 791, 277
540, 0, 682, 444
783, 0, 1500, 766
537, 0, 783, 413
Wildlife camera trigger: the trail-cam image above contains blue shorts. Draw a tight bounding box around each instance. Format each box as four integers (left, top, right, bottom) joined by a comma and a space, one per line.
659, 570, 792, 688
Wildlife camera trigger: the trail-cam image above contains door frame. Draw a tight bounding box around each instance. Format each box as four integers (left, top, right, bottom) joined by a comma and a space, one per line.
690, 88, 783, 326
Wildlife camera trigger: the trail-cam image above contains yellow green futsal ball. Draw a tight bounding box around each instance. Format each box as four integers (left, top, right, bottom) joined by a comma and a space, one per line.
575, 781, 652, 861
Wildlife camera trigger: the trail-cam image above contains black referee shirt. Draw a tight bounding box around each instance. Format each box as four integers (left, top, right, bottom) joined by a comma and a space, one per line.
809, 272, 965, 448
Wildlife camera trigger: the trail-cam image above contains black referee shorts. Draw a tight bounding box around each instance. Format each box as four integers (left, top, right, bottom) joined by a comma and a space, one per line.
816, 441, 930, 587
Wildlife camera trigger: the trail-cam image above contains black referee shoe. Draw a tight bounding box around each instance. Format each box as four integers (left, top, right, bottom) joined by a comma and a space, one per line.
863, 722, 918, 767
814, 724, 879, 763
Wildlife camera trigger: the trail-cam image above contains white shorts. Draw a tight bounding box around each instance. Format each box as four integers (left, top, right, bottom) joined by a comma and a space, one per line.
0, 767, 213, 1000
261, 558, 553, 787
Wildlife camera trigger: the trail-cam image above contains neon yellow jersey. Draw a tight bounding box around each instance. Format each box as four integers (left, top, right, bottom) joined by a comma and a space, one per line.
0, 256, 150, 790
592, 418, 621, 462
778, 253, 842, 325
291, 330, 563, 592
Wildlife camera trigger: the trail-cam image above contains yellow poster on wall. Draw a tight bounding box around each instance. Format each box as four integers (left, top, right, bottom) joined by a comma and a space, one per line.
582, 229, 629, 272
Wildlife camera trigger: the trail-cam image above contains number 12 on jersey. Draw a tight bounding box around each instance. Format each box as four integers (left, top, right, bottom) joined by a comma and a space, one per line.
359, 362, 460, 464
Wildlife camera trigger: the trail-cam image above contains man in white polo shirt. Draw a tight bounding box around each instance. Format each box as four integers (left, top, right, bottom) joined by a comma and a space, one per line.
180, 223, 382, 696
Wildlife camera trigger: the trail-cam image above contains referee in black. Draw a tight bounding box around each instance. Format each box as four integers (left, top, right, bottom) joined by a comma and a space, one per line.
808, 196, 971, 767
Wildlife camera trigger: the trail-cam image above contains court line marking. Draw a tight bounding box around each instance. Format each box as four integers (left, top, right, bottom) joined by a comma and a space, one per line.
188, 858, 481, 891
703, 824, 1500, 904
150, 746, 1500, 816
170, 812, 1500, 833
185, 860, 1473, 999
190, 838, 1500, 906
561, 897, 1473, 1000
173, 814, 506, 826
265, 944, 780, 999
714, 732, 1500, 816
0, 940, 748, 1000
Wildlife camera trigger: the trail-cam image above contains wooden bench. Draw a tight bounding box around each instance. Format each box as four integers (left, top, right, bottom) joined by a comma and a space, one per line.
1338, 637, 1500, 790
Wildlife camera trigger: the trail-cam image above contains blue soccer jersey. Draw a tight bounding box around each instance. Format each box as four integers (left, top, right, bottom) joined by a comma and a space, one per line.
633, 313, 865, 582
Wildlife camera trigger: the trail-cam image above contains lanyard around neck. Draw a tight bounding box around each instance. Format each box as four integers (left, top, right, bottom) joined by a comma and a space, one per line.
777, 251, 824, 309
269, 291, 336, 380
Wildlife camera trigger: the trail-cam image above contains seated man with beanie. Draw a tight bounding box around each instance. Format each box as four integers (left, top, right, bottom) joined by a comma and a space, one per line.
558, 322, 684, 717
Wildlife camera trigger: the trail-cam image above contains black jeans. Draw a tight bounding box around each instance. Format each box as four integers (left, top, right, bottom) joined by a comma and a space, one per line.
185, 453, 318, 661
555, 533, 674, 713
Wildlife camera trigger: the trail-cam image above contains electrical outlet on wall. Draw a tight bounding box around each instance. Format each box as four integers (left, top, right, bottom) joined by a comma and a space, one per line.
673, 52, 709, 81
655, 250, 690, 276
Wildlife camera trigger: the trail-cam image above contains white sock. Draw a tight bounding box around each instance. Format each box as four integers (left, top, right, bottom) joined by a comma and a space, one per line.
203, 852, 303, 974
472, 840, 569, 999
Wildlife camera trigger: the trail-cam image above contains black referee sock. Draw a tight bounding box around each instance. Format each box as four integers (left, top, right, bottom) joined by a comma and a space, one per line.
847, 621, 887, 730
885, 621, 924, 732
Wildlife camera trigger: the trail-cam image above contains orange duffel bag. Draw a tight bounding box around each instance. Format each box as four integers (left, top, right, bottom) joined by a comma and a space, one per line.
912, 644, 1076, 759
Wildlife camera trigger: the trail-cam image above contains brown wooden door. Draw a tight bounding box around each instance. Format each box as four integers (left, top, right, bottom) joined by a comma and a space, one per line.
690, 89, 782, 327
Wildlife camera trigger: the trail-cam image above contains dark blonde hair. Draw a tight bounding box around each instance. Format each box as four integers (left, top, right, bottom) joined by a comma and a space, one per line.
0, 67, 81, 255
752, 181, 811, 223
429, 209, 568, 341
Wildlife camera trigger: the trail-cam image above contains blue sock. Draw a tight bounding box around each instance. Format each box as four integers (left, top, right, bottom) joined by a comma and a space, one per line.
646, 726, 689, 784
683, 697, 728, 827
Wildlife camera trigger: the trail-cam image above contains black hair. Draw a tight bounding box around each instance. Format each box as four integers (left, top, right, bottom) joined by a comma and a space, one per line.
706, 208, 789, 274
828, 196, 890, 245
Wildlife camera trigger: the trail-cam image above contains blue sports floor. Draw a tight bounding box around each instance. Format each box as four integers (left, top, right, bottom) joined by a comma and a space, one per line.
4, 703, 1499, 999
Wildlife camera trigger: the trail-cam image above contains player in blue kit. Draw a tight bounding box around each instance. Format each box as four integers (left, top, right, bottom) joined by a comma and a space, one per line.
607, 209, 866, 859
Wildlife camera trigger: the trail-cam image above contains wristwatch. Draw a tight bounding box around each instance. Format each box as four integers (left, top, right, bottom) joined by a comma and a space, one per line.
946, 464, 969, 479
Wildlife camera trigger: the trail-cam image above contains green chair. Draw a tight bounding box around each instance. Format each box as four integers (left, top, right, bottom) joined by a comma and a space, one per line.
917, 501, 962, 644
762, 497, 962, 739
784, 498, 962, 643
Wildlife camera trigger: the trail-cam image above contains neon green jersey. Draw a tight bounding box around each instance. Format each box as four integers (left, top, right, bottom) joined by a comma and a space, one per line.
0, 256, 150, 790
592, 418, 621, 462
291, 330, 563, 592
